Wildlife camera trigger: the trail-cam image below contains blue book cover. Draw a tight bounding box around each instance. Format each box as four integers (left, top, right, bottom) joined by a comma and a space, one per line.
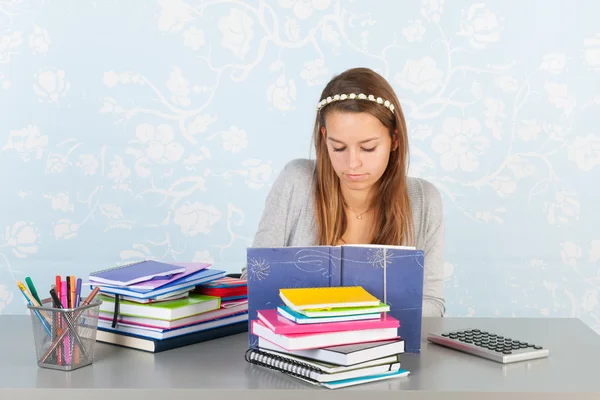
246, 245, 424, 352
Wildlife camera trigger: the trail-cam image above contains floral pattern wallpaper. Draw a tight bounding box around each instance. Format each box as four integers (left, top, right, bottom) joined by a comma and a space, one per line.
1, 0, 599, 332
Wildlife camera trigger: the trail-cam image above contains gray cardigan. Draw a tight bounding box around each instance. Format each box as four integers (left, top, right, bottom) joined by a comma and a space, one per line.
241, 158, 446, 317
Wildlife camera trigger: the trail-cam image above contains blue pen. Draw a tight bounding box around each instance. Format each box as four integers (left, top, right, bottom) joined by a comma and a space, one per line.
16, 281, 51, 336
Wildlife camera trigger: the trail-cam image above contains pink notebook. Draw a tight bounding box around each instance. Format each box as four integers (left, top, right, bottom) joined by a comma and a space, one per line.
251, 320, 399, 350
257, 309, 399, 335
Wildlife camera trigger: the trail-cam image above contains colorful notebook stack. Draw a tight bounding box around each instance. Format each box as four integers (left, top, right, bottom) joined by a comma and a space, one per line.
246, 286, 409, 389
89, 260, 248, 352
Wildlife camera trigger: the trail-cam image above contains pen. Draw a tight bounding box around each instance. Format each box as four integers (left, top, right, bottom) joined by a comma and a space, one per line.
51, 283, 63, 366
66, 276, 71, 308
16, 281, 51, 335
25, 277, 42, 304
68, 276, 76, 362
40, 287, 99, 363
60, 281, 71, 364
55, 276, 61, 297
49, 287, 63, 308
51, 286, 76, 364
72, 277, 80, 364
75, 278, 82, 307
56, 275, 62, 303
69, 276, 76, 309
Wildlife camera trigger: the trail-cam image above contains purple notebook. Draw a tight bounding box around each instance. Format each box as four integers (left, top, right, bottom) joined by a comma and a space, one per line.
122, 262, 211, 290
89, 260, 187, 286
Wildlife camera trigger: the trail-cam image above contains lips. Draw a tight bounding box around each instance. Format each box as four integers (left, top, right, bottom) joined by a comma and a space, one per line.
344, 173, 367, 181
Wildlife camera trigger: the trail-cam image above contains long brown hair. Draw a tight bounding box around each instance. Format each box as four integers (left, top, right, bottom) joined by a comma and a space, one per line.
312, 67, 414, 247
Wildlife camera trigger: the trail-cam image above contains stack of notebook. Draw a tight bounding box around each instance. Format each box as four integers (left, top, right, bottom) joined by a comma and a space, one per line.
89, 260, 248, 352
246, 286, 408, 389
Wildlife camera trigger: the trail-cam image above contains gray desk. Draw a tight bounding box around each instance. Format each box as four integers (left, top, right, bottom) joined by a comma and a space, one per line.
1, 316, 599, 399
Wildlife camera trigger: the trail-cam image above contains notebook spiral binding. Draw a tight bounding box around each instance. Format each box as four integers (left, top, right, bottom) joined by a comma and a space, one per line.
90, 260, 144, 276
244, 348, 321, 383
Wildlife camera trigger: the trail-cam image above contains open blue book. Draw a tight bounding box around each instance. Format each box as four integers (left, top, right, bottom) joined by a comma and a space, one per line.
246, 244, 424, 352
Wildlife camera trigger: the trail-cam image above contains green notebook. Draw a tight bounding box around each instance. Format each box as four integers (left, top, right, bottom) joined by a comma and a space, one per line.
99, 293, 221, 321
297, 302, 390, 318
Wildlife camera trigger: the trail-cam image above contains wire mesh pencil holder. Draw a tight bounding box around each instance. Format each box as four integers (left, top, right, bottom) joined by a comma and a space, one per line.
27, 297, 102, 371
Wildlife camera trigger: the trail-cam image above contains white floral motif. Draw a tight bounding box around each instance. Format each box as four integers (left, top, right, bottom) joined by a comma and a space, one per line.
420, 0, 444, 23
431, 118, 490, 172
590, 240, 600, 263
33, 69, 70, 103
402, 20, 425, 42
54, 219, 79, 240
567, 134, 600, 171
120, 243, 155, 261
394, 57, 444, 94
187, 114, 217, 135
539, 53, 567, 74
544, 190, 580, 226
135, 123, 184, 164
2, 125, 48, 161
166, 67, 191, 106
583, 34, 600, 70
300, 59, 329, 86
490, 176, 517, 197
267, 75, 296, 111
284, 17, 300, 40
173, 203, 221, 236
494, 76, 518, 92
158, 0, 194, 32
544, 82, 576, 115
560, 241, 581, 267
29, 25, 50, 53
0, 31, 22, 63
218, 8, 255, 59
76, 154, 99, 176
107, 156, 131, 191
44, 192, 73, 212
45, 153, 70, 173
99, 204, 124, 219
3, 222, 38, 258
517, 120, 542, 141
193, 250, 214, 264
0, 285, 14, 313
457, 3, 501, 49
278, 0, 331, 20
103, 71, 119, 87
183, 27, 205, 50
242, 159, 272, 189
483, 98, 505, 140
221, 127, 248, 153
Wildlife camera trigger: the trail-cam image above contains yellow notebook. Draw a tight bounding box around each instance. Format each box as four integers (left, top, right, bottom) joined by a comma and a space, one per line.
279, 286, 381, 311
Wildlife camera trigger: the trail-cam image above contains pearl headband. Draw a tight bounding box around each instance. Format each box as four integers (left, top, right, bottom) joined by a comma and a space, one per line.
316, 93, 395, 114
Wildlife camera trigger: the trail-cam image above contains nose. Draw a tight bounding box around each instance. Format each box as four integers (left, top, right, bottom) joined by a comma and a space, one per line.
348, 148, 362, 170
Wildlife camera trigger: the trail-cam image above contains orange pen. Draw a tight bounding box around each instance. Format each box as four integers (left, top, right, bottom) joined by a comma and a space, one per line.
69, 276, 76, 309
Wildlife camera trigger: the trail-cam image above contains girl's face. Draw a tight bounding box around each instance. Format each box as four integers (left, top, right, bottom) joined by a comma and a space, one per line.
322, 111, 397, 194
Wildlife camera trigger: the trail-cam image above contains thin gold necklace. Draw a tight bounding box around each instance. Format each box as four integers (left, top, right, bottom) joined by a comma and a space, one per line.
344, 202, 375, 219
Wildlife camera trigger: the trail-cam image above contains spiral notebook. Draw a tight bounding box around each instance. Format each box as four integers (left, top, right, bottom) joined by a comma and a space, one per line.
89, 260, 186, 286
245, 348, 407, 388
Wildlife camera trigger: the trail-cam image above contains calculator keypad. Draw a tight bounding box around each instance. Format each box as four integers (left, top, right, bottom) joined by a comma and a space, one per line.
440, 329, 544, 354
427, 329, 549, 364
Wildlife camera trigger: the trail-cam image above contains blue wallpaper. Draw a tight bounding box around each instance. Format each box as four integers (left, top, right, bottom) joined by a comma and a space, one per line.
1, 0, 599, 332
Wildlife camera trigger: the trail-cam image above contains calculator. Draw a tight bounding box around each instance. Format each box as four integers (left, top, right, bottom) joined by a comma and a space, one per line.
427, 328, 549, 364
